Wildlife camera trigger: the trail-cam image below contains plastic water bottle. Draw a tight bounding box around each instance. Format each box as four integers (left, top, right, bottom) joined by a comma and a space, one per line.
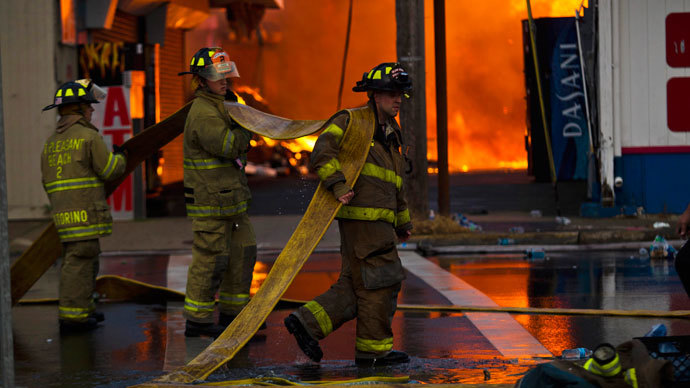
644, 323, 667, 337
555, 216, 571, 225
649, 235, 676, 259
561, 347, 593, 360
644, 323, 679, 353
524, 248, 546, 259
497, 238, 515, 245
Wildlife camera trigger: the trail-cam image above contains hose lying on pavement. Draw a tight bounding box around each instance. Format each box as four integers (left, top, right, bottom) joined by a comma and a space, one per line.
197, 376, 409, 386
395, 303, 690, 318
134, 376, 514, 388
17, 275, 690, 319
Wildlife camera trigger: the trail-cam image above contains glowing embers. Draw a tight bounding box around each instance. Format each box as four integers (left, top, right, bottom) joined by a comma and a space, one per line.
249, 136, 316, 176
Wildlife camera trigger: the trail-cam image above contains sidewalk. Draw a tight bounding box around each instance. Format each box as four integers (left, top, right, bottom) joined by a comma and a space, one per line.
412, 211, 680, 247
10, 171, 683, 257
8, 211, 681, 260
8, 215, 343, 259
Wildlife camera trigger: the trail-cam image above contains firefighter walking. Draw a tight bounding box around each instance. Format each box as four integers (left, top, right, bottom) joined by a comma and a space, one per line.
41, 80, 127, 333
284, 63, 414, 366
178, 47, 260, 337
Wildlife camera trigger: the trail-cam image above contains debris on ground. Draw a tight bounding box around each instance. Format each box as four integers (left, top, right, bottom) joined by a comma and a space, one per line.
452, 213, 482, 231
555, 216, 571, 225
524, 248, 546, 260
649, 235, 677, 259
498, 238, 516, 245
414, 216, 472, 235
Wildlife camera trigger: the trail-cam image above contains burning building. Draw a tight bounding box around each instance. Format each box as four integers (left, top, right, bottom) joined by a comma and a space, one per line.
18, 0, 671, 220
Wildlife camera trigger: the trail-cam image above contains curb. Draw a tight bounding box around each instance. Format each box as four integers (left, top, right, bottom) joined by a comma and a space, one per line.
410, 227, 676, 249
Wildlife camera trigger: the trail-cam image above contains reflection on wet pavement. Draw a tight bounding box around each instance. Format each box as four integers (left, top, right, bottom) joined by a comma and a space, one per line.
12, 250, 690, 386
430, 252, 690, 355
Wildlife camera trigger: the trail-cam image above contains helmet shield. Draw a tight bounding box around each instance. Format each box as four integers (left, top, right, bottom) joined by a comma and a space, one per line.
181, 48, 240, 80
198, 59, 240, 81
75, 79, 107, 102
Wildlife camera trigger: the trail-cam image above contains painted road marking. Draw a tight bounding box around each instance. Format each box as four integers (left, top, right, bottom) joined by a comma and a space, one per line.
163, 254, 193, 371
167, 254, 192, 293
399, 251, 552, 358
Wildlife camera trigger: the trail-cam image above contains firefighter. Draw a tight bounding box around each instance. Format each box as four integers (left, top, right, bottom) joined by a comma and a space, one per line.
41, 80, 127, 333
284, 63, 413, 366
516, 340, 673, 387
178, 47, 259, 337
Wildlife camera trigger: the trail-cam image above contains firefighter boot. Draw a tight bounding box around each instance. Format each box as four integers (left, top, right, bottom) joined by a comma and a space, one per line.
219, 313, 266, 330
184, 320, 226, 338
90, 311, 105, 322
284, 314, 322, 362
59, 317, 99, 334
355, 350, 410, 367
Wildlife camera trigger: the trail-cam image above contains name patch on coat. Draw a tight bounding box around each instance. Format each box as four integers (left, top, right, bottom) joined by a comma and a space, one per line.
54, 210, 88, 226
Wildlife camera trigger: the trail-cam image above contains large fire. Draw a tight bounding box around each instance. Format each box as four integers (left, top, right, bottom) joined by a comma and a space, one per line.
188, 0, 587, 173
234, 84, 317, 175
423, 0, 588, 172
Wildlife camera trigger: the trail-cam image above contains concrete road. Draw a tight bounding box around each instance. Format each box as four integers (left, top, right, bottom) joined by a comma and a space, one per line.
11, 248, 690, 387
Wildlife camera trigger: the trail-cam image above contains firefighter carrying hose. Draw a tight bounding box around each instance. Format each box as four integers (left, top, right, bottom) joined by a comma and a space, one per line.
177, 47, 260, 337
41, 80, 127, 333
284, 63, 413, 366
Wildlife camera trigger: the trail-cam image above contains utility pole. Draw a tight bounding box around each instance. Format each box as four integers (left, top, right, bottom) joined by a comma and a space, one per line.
0, 46, 16, 388
433, 0, 450, 216
396, 0, 429, 220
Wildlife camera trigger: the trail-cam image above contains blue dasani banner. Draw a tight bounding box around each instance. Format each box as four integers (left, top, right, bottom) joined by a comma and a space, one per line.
549, 20, 590, 180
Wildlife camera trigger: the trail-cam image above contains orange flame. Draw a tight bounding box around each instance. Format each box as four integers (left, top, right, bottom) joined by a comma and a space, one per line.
235, 85, 267, 104
192, 0, 586, 173
234, 84, 316, 158
280, 136, 317, 154
424, 0, 587, 172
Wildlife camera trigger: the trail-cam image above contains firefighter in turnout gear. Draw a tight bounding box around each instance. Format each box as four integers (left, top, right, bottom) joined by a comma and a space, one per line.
516, 340, 673, 387
41, 80, 126, 333
284, 63, 413, 366
178, 47, 260, 338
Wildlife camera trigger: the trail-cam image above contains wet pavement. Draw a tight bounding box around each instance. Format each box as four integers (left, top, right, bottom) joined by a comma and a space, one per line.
11, 248, 690, 387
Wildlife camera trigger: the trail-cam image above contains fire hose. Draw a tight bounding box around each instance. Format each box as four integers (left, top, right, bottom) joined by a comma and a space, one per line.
19, 274, 690, 319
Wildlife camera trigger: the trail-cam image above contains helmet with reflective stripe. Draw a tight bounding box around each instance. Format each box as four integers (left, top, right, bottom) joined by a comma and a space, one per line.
178, 47, 240, 81
583, 343, 622, 377
43, 79, 105, 111
352, 62, 412, 94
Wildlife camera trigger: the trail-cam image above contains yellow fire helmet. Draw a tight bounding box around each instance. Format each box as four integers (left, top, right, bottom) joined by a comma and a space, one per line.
178, 47, 240, 81
42, 79, 105, 111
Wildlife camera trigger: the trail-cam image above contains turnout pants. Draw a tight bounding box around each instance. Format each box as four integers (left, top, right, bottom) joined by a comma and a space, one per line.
184, 212, 257, 323
294, 220, 405, 359
59, 239, 101, 322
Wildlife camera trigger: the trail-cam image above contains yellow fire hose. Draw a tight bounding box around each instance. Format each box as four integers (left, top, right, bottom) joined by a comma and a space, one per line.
9, 102, 326, 307
19, 274, 690, 319
198, 376, 410, 386
133, 377, 513, 388
525, 0, 557, 185
132, 107, 377, 386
